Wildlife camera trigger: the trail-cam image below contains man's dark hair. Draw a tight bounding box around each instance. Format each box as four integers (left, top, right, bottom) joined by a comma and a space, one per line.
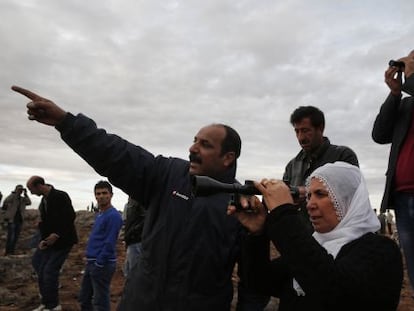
94, 180, 113, 194
290, 106, 325, 129
219, 124, 241, 159
31, 176, 45, 187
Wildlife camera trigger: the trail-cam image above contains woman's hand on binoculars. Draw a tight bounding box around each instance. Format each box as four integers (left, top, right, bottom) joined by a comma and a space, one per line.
254, 179, 294, 212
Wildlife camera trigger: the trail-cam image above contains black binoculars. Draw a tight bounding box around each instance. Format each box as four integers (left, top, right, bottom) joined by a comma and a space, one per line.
192, 175, 299, 199
389, 60, 405, 70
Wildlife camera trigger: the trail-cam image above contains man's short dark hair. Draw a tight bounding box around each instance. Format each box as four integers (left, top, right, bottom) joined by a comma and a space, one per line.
219, 124, 241, 159
290, 106, 325, 129
31, 177, 45, 187
94, 180, 113, 194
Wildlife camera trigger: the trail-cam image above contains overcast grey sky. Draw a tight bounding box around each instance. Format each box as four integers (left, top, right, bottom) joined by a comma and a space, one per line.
0, 0, 413, 211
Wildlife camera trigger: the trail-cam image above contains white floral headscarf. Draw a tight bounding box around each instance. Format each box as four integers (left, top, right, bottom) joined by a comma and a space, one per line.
293, 161, 380, 296
307, 161, 380, 258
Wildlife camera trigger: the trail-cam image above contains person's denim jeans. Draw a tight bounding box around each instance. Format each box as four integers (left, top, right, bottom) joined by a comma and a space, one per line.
5, 221, 22, 254
79, 261, 116, 311
32, 246, 72, 309
124, 242, 142, 277
30, 230, 41, 249
394, 192, 414, 289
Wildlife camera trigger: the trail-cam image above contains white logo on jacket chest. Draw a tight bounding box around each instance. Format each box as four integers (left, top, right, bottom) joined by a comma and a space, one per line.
172, 190, 189, 201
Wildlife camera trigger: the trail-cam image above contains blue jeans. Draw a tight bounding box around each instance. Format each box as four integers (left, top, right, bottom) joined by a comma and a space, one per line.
32, 246, 72, 309
5, 221, 22, 254
124, 242, 142, 277
79, 261, 116, 311
394, 192, 414, 288
30, 230, 41, 249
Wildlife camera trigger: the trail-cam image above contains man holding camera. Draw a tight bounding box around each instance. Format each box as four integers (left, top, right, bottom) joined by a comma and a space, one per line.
2, 184, 31, 255
372, 49, 414, 295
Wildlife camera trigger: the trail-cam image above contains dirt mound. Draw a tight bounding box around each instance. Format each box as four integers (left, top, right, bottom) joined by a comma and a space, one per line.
0, 210, 124, 311
0, 209, 412, 310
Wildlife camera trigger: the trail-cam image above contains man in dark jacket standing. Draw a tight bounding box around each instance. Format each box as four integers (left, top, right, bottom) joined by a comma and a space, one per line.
372, 49, 414, 295
13, 86, 244, 311
283, 106, 359, 229
27, 176, 78, 311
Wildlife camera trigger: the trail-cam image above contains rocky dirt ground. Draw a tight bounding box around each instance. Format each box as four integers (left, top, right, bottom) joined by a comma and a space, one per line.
0, 209, 412, 311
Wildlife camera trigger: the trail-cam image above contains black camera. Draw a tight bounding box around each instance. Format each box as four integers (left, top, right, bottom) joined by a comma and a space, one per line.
389, 60, 405, 70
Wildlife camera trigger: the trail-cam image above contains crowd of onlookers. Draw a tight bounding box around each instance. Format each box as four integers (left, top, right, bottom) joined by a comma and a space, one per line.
0, 49, 413, 310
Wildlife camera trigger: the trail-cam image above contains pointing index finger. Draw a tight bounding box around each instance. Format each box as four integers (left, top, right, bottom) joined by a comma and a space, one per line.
11, 85, 42, 100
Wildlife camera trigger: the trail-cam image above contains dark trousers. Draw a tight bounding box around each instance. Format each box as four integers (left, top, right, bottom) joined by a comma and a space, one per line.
5, 221, 22, 254
32, 246, 72, 309
79, 261, 116, 311
236, 282, 270, 311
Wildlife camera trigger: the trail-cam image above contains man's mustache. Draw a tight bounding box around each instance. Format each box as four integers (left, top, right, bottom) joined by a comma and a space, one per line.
189, 153, 202, 164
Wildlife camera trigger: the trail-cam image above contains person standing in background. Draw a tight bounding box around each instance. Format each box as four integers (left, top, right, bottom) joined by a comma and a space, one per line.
283, 106, 359, 231
28, 176, 78, 311
122, 196, 146, 278
79, 180, 123, 311
3, 184, 31, 255
378, 210, 387, 235
386, 209, 395, 235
